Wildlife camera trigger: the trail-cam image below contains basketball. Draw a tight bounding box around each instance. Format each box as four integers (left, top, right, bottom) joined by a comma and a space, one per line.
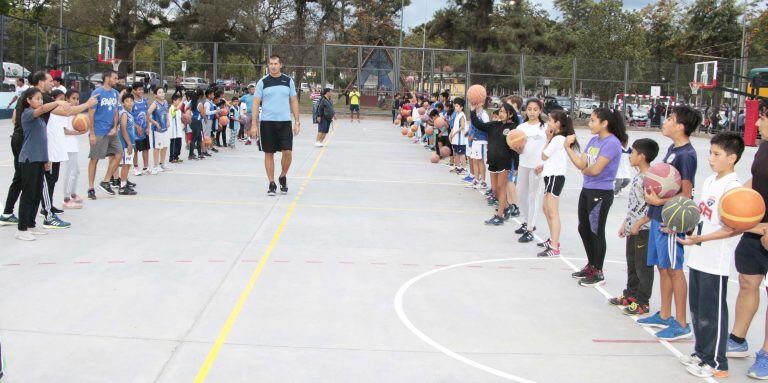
418, 107, 425, 115
240, 113, 250, 125
407, 116, 413, 123
401, 127, 408, 136
181, 111, 192, 125
434, 117, 447, 129
401, 109, 412, 118
420, 114, 430, 122
219, 107, 229, 116
506, 129, 526, 152
203, 136, 212, 146
425, 126, 434, 135
719, 187, 766, 231
72, 114, 89, 132
439, 145, 451, 157
410, 124, 418, 133
218, 116, 229, 126
407, 131, 414, 138
467, 84, 487, 106
394, 118, 401, 126
643, 163, 681, 199
430, 153, 440, 163
661, 196, 700, 233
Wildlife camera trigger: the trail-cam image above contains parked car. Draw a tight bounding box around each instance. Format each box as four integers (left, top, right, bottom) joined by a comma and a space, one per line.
2, 62, 30, 91
134, 71, 168, 92
181, 77, 209, 91
215, 79, 237, 91
579, 101, 600, 118
543, 96, 566, 114
300, 82, 310, 92
631, 105, 650, 122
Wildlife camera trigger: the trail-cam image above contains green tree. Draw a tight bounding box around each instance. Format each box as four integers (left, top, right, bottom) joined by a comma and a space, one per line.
675, 0, 743, 60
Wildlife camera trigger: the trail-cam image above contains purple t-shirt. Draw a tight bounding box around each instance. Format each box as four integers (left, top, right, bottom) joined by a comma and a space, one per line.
583, 134, 622, 190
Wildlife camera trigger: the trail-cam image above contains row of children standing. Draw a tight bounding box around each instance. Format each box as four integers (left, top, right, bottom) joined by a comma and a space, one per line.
399, 89, 768, 379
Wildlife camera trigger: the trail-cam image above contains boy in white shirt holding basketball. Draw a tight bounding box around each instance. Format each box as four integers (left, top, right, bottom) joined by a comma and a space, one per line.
676, 132, 745, 378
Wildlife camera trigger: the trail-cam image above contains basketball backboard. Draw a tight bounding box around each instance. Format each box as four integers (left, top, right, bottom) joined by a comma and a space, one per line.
98, 35, 116, 64
693, 61, 718, 90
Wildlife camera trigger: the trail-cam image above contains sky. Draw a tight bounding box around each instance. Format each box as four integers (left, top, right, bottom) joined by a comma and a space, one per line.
402, 0, 657, 30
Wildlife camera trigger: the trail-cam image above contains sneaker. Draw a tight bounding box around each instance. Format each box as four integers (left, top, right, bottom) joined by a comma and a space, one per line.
503, 207, 512, 221
726, 338, 749, 358
15, 230, 35, 241
51, 206, 64, 214
98, 181, 115, 195
314, 142, 322, 147
87, 189, 96, 200
110, 177, 120, 187
678, 353, 703, 367
133, 167, 142, 176
484, 215, 504, 226
486, 197, 498, 206
126, 180, 137, 188
462, 175, 474, 183
655, 320, 692, 340
748, 349, 768, 379
268, 182, 277, 196
198, 155, 206, 160
0, 214, 19, 226
71, 194, 83, 203
62, 200, 82, 209
150, 167, 158, 175
142, 168, 151, 175
571, 264, 592, 279
278, 176, 288, 194
245, 140, 252, 145
686, 362, 728, 378
188, 155, 198, 161
515, 223, 528, 235
161, 163, 172, 171
537, 247, 560, 257
636, 311, 674, 328
479, 181, 488, 190
211, 147, 219, 153
43, 214, 71, 229
579, 270, 605, 286
119, 186, 137, 195
204, 152, 212, 157
28, 227, 47, 235
484, 189, 494, 197
608, 295, 635, 306
537, 238, 551, 248
518, 231, 534, 243
509, 204, 520, 217
623, 302, 650, 316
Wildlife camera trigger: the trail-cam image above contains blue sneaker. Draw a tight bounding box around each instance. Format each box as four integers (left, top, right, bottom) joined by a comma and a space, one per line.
748, 349, 768, 379
655, 320, 692, 340
636, 311, 674, 328
726, 338, 749, 358
462, 175, 474, 183
0, 213, 18, 226
42, 214, 71, 229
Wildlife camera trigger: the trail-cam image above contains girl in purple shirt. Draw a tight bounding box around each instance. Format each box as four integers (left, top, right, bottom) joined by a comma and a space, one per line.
564, 107, 628, 286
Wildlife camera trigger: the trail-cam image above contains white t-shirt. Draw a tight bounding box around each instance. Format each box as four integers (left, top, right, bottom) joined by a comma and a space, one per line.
168, 105, 184, 139
616, 145, 633, 179
46, 113, 70, 162
686, 172, 743, 276
518, 121, 547, 168
54, 85, 67, 94
63, 115, 79, 153
450, 111, 467, 146
15, 84, 29, 95
542, 135, 568, 176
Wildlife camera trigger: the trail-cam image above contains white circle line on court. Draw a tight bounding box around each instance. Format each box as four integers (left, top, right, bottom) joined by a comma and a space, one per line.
395, 257, 551, 383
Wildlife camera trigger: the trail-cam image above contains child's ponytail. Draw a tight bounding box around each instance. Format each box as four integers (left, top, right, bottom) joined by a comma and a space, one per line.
593, 107, 628, 146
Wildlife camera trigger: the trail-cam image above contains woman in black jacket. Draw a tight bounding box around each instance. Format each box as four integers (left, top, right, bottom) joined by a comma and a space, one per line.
470, 102, 519, 226
315, 88, 335, 147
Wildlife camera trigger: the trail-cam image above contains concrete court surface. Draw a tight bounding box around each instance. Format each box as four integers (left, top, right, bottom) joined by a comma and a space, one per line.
0, 115, 765, 383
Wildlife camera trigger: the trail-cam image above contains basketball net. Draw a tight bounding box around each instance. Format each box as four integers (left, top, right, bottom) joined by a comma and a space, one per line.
111, 58, 122, 71
689, 81, 701, 95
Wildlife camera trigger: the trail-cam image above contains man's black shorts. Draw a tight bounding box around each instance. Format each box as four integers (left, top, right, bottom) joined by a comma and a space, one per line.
260, 121, 293, 153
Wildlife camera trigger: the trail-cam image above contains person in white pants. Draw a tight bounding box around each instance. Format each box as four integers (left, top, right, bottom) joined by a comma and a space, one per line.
515, 99, 548, 243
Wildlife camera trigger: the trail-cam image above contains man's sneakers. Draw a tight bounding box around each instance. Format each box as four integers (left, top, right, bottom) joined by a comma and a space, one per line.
98, 181, 116, 196
655, 320, 692, 340
110, 176, 120, 187
268, 182, 277, 196
608, 295, 635, 306
15, 230, 35, 241
0, 214, 18, 226
726, 337, 749, 358
636, 311, 675, 328
119, 186, 137, 195
537, 238, 551, 248
537, 246, 560, 257
748, 349, 768, 379
43, 214, 71, 229
87, 189, 97, 200
518, 230, 534, 243
462, 175, 474, 183
278, 176, 288, 194
623, 302, 649, 315
508, 204, 520, 217
678, 353, 702, 367
484, 215, 504, 226
571, 264, 593, 279
514, 223, 529, 235
686, 362, 728, 378
578, 269, 605, 287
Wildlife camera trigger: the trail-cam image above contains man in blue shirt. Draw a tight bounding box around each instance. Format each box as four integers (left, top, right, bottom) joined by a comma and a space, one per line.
250, 55, 300, 196
87, 69, 122, 200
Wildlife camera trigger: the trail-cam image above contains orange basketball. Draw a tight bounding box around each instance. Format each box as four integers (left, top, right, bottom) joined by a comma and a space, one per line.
719, 187, 766, 231
410, 124, 418, 133
467, 84, 487, 106
506, 129, 526, 152
401, 109, 412, 118
439, 145, 451, 157
434, 117, 447, 129
407, 116, 413, 123
407, 131, 414, 138
218, 116, 229, 127
72, 114, 89, 132
203, 136, 212, 146
401, 127, 408, 136
425, 126, 434, 135
219, 107, 229, 116
430, 153, 440, 163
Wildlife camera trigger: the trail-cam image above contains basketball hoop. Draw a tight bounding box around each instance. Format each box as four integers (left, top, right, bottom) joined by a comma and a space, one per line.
690, 81, 701, 95
110, 58, 122, 71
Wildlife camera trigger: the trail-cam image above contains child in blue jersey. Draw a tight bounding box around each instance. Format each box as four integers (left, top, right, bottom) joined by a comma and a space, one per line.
148, 87, 171, 174
118, 93, 137, 195
637, 105, 700, 341
131, 82, 151, 175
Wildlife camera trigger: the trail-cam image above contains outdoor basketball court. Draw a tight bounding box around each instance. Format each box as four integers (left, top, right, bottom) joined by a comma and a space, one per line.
0, 116, 764, 383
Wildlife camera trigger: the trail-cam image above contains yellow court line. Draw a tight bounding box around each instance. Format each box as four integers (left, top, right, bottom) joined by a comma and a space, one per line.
193, 136, 330, 383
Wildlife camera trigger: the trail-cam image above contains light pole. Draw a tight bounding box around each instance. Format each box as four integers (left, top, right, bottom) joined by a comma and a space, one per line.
399, 0, 404, 47
59, 0, 63, 67
419, 0, 427, 92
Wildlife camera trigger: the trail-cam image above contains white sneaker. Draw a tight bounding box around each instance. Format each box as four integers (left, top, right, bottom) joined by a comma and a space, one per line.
133, 167, 141, 176
161, 164, 172, 171
686, 362, 728, 378
142, 168, 152, 175
29, 227, 47, 235
15, 230, 35, 241
314, 142, 322, 147
678, 353, 702, 366
150, 167, 159, 175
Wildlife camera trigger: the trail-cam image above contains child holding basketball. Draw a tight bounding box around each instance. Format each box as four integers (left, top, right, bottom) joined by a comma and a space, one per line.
565, 107, 627, 286
118, 93, 137, 195
516, 99, 548, 243
610, 138, 658, 315
538, 110, 578, 257
637, 105, 699, 340
676, 132, 745, 378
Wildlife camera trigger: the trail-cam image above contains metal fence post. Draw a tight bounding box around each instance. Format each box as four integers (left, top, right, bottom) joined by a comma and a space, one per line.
34, 21, 39, 71
571, 57, 577, 110
321, 44, 326, 89
0, 16, 5, 70
159, 39, 165, 82
357, 46, 362, 89
674, 63, 679, 102
519, 53, 525, 95
212, 42, 218, 83
394, 48, 400, 93
266, 44, 272, 76
623, 60, 629, 115
429, 50, 435, 94
465, 49, 471, 100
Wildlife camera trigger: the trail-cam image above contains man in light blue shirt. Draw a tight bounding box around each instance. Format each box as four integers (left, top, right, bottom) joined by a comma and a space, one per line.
250, 55, 300, 196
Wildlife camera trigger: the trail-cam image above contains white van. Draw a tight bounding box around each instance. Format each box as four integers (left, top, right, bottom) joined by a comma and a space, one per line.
2, 62, 30, 91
